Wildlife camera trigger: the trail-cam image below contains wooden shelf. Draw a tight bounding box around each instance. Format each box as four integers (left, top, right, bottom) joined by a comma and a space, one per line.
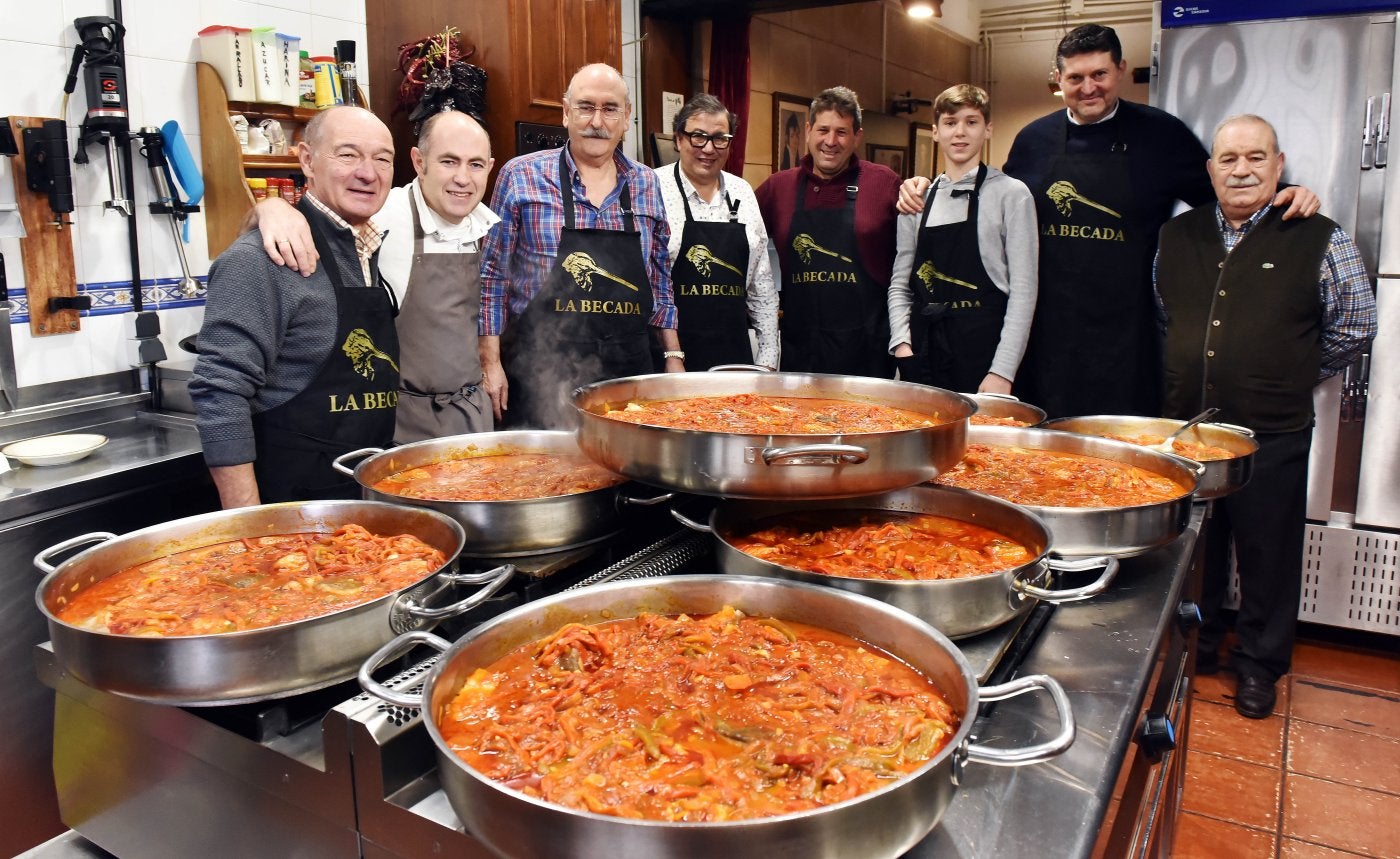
196, 61, 309, 260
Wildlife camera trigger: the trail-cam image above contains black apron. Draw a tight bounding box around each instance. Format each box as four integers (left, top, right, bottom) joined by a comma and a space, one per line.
668, 163, 752, 370
393, 185, 491, 442
778, 165, 890, 377
501, 149, 653, 428
253, 205, 400, 502
1015, 117, 1157, 418
906, 163, 1006, 391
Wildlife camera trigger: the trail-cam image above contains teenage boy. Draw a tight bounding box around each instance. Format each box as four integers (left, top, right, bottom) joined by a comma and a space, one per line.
887, 85, 1037, 393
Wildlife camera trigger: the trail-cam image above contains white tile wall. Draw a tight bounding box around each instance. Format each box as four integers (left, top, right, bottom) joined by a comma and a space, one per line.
1, 0, 369, 387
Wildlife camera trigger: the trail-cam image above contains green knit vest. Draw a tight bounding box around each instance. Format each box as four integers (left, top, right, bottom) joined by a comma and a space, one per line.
1157, 205, 1336, 433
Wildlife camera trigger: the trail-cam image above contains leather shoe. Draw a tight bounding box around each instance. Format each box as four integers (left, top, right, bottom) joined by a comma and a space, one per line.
1234, 675, 1276, 719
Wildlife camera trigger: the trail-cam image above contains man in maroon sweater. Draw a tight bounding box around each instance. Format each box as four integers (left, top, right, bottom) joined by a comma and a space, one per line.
755, 86, 901, 377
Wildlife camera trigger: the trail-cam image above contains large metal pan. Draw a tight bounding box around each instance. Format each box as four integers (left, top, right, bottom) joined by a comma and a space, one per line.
34, 500, 514, 706
936, 425, 1203, 557
673, 485, 1117, 639
334, 430, 667, 557
360, 576, 1073, 859
1041, 415, 1257, 500
572, 372, 975, 499
968, 393, 1047, 426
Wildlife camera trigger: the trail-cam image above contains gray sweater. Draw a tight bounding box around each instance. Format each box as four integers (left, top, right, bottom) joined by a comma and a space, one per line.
887, 165, 1038, 382
190, 206, 369, 467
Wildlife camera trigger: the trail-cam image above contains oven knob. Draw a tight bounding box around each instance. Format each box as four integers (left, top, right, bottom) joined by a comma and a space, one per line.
1138, 713, 1177, 761
1176, 601, 1202, 632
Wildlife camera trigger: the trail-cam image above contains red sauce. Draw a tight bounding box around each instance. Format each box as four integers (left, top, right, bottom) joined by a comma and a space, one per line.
372, 452, 623, 501
599, 393, 940, 434
54, 524, 446, 636
727, 510, 1035, 581
936, 444, 1187, 507
439, 606, 959, 821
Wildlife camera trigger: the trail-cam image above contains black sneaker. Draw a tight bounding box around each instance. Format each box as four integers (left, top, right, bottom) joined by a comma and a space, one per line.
1234, 675, 1276, 719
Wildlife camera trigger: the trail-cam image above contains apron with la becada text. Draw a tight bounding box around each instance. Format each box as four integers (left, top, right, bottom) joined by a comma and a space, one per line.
1014, 119, 1157, 418
502, 149, 654, 428
669, 163, 753, 370
253, 204, 400, 501
778, 165, 890, 377
906, 163, 1007, 391
393, 184, 491, 442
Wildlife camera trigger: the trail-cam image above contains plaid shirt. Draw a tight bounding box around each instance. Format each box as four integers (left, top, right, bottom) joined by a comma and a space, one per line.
478, 145, 675, 336
303, 191, 385, 288
1154, 203, 1376, 380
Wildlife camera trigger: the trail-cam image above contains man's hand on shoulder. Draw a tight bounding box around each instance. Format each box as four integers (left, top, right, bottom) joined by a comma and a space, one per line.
897, 177, 932, 215
250, 197, 319, 275
1274, 185, 1320, 221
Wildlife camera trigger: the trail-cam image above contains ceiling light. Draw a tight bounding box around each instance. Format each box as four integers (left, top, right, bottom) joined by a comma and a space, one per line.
902, 0, 942, 19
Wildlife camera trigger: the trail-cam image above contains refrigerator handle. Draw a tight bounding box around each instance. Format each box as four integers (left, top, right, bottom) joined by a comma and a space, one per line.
1362, 96, 1376, 170
1376, 93, 1390, 169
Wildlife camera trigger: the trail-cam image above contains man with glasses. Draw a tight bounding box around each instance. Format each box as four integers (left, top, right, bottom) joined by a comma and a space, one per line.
656, 93, 777, 370
754, 86, 901, 377
191, 106, 399, 506
245, 110, 499, 443
479, 63, 682, 428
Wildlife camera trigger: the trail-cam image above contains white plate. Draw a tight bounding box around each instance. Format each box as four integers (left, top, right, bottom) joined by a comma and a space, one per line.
2, 433, 109, 466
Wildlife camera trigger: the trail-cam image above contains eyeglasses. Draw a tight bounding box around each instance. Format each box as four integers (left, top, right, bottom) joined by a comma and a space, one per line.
569, 103, 626, 122
318, 150, 394, 174
681, 130, 734, 150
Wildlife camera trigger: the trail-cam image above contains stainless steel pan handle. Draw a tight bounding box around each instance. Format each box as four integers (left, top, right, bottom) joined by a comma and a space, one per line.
762, 444, 870, 466
332, 447, 384, 476
619, 490, 677, 508
440, 562, 514, 586
1016, 556, 1120, 602
670, 507, 714, 533
965, 674, 1075, 766
401, 563, 515, 620
358, 629, 450, 708
34, 532, 118, 575
1208, 421, 1255, 438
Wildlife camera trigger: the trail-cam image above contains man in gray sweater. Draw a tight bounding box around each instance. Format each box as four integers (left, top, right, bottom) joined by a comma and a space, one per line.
191, 106, 398, 507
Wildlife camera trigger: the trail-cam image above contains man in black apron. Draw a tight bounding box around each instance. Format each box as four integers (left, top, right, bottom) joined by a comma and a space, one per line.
249, 110, 498, 443
657, 93, 778, 371
191, 106, 399, 508
755, 86, 901, 378
896, 24, 1318, 418
478, 64, 682, 429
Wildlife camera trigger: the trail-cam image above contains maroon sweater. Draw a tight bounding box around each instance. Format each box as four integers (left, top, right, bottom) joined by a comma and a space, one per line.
754, 155, 902, 287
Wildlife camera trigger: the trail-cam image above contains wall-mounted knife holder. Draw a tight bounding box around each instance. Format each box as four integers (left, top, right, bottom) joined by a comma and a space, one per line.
4, 116, 81, 336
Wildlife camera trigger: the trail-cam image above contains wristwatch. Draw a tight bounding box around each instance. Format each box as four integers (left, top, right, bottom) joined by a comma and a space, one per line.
662, 350, 686, 360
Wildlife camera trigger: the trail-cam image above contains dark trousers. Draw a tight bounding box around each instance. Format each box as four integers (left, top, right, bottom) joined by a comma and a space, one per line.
1199, 425, 1314, 683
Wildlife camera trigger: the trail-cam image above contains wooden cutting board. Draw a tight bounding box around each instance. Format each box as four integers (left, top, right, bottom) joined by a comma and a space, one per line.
7, 116, 80, 336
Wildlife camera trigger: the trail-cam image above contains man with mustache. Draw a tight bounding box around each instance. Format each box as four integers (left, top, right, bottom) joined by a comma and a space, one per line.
1155, 115, 1375, 718
755, 86, 901, 377
656, 93, 778, 370
478, 63, 682, 429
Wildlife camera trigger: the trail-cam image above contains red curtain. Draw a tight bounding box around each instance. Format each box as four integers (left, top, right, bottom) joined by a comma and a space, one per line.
708, 15, 751, 173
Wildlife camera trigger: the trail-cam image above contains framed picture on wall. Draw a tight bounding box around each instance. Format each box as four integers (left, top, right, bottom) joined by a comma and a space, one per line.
910, 122, 937, 179
867, 144, 907, 177
773, 92, 809, 172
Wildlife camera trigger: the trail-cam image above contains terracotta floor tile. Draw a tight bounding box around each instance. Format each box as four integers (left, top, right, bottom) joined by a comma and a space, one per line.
1280, 839, 1375, 858
1292, 642, 1400, 695
1191, 670, 1291, 716
1289, 678, 1400, 739
1283, 772, 1400, 857
1287, 720, 1400, 796
1181, 750, 1282, 830
1190, 699, 1285, 766
1172, 811, 1276, 858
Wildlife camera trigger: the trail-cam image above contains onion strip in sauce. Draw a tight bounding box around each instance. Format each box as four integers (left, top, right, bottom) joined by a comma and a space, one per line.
440, 606, 959, 821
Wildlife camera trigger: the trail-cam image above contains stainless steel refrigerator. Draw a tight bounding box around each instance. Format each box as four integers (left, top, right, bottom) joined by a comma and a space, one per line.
1153, 3, 1399, 636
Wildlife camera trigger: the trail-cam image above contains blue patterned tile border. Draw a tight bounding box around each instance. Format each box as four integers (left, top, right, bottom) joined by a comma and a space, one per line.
7, 276, 209, 323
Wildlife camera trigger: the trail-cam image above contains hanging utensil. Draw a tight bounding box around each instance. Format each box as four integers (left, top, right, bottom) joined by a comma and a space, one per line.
1152, 407, 1221, 453
138, 127, 200, 298
0, 252, 18, 409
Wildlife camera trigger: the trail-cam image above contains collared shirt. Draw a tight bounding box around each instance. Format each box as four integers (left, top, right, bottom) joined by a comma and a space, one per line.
373, 179, 501, 306
304, 190, 385, 287
1065, 100, 1121, 126
655, 165, 779, 368
478, 145, 676, 336
1152, 203, 1377, 380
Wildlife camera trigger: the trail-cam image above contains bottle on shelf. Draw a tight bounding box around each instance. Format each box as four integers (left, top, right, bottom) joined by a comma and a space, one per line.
335, 40, 368, 109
